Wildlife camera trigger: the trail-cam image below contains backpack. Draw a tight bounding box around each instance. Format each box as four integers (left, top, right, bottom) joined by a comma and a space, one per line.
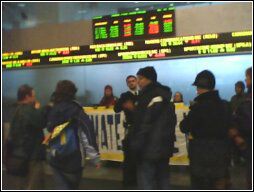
43, 119, 79, 159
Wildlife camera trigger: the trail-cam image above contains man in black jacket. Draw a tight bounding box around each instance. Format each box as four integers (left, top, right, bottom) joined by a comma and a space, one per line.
114, 75, 139, 189
230, 81, 246, 114
114, 75, 139, 129
131, 66, 176, 190
180, 70, 231, 190
229, 67, 252, 189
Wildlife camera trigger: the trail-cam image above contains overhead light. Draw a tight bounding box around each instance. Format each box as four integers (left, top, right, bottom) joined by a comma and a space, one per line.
135, 8, 139, 11
78, 10, 87, 14
17, 3, 26, 7
134, 2, 139, 3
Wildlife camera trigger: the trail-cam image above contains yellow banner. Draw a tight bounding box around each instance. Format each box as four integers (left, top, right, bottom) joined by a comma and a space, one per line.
84, 103, 189, 165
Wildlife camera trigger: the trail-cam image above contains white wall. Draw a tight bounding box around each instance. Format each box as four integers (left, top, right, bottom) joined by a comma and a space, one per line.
2, 2, 252, 52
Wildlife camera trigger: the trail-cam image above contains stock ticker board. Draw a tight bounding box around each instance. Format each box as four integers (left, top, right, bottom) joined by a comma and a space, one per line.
92, 7, 175, 43
2, 31, 252, 70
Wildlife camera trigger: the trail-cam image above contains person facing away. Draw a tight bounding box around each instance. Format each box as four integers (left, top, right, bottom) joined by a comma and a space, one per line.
180, 70, 232, 190
131, 66, 176, 190
230, 81, 246, 114
6, 84, 46, 190
45, 80, 100, 190
99, 85, 118, 107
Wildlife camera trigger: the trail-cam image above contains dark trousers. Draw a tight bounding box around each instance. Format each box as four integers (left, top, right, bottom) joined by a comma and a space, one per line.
191, 174, 231, 190
122, 138, 137, 188
51, 166, 82, 190
246, 151, 252, 189
137, 158, 170, 190
7, 160, 45, 190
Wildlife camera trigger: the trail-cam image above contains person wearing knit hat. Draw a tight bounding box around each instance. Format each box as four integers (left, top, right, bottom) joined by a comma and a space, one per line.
132, 66, 176, 190
136, 66, 158, 91
137, 66, 157, 82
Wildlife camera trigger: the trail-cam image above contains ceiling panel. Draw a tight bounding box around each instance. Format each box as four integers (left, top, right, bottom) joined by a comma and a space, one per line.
2, 2, 227, 30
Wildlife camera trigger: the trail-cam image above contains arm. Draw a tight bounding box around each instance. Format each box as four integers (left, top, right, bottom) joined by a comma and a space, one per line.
179, 104, 199, 134
229, 101, 251, 150
79, 128, 100, 166
78, 109, 99, 152
113, 97, 123, 113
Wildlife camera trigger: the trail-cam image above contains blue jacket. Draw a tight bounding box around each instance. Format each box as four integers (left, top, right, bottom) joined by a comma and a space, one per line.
47, 100, 99, 173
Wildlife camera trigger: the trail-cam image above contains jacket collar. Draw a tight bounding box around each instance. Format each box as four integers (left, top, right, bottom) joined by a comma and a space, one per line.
194, 90, 220, 102
140, 82, 158, 94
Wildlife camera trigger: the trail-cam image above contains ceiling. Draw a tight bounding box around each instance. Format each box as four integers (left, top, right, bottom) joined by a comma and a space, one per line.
2, 2, 228, 30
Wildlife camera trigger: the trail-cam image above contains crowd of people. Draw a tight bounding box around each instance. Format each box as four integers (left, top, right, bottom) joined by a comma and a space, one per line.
3, 66, 252, 190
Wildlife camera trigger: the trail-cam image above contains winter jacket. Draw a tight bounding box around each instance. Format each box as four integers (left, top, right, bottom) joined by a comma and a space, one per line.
131, 82, 176, 161
46, 100, 99, 173
180, 90, 231, 178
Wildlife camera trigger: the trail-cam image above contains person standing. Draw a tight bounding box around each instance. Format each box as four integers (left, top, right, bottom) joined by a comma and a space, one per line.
46, 80, 100, 189
229, 67, 252, 189
131, 66, 176, 190
173, 92, 184, 103
180, 70, 232, 190
99, 85, 118, 107
230, 81, 246, 113
5, 84, 46, 190
229, 81, 246, 166
114, 75, 139, 189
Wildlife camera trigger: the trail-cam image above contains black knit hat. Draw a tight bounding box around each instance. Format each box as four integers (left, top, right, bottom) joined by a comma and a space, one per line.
137, 66, 157, 82
192, 70, 216, 89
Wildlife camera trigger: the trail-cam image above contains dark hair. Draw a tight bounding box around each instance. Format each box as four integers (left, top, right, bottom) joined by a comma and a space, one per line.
54, 80, 77, 103
126, 75, 137, 82
246, 67, 252, 78
174, 91, 183, 102
17, 84, 33, 101
104, 85, 114, 97
104, 85, 113, 91
235, 81, 245, 90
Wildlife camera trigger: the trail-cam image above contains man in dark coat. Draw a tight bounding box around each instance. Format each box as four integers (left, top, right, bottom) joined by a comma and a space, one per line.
230, 81, 246, 114
131, 66, 176, 190
180, 70, 231, 190
114, 75, 139, 189
229, 67, 252, 189
6, 84, 46, 190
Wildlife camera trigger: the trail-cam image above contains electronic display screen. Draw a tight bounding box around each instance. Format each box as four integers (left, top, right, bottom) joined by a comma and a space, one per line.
2, 31, 252, 70
92, 7, 175, 43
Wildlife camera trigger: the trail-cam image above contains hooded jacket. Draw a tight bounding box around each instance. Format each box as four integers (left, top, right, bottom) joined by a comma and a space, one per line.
131, 82, 176, 161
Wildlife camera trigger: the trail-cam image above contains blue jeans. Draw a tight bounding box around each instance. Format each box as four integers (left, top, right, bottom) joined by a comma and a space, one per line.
137, 159, 170, 190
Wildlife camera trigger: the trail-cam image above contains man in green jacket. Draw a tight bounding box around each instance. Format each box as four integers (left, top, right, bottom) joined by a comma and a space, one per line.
7, 84, 46, 190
